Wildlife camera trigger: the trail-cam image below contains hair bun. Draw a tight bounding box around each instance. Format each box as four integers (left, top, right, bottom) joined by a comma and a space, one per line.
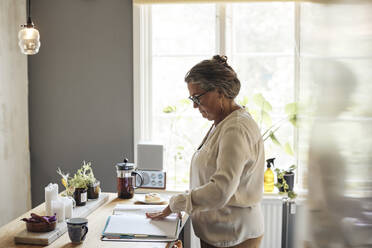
213, 55, 228, 64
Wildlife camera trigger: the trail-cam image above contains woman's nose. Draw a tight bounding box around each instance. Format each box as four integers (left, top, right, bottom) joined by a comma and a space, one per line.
193, 102, 198, 108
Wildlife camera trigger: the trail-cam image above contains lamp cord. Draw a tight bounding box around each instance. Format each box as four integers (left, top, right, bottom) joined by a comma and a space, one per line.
27, 0, 32, 25
28, 0, 31, 18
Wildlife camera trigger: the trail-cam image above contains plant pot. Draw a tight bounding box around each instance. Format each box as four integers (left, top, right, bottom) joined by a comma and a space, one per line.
87, 181, 100, 199
73, 188, 87, 206
278, 172, 295, 192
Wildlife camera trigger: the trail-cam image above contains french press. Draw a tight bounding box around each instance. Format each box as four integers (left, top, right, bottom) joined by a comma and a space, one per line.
115, 158, 144, 199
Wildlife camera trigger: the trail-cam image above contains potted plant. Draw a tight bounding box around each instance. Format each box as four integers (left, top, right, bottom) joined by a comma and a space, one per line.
80, 161, 100, 199
57, 164, 88, 206
56, 168, 75, 197
69, 170, 88, 206
274, 165, 297, 199
57, 161, 100, 206
239, 94, 299, 199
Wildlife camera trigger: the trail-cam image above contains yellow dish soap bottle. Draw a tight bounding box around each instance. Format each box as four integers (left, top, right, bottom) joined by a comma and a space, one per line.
264, 158, 275, 192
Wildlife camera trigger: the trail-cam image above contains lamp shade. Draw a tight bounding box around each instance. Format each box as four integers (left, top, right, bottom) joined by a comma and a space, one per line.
18, 26, 40, 55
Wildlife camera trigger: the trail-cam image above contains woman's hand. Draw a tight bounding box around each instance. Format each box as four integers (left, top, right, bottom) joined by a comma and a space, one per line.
146, 205, 172, 220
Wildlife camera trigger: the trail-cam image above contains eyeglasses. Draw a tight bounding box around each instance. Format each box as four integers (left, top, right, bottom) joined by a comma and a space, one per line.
188, 90, 210, 105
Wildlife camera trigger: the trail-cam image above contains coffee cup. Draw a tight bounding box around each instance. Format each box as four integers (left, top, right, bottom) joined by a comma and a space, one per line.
66, 218, 88, 243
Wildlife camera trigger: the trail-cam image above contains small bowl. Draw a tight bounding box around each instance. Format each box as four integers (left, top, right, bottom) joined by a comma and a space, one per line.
26, 221, 57, 232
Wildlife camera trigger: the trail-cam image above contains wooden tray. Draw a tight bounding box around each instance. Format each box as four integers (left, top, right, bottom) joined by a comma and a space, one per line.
14, 193, 109, 246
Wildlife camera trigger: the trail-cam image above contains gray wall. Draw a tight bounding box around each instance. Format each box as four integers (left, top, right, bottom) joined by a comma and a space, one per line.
0, 0, 31, 227
29, 0, 133, 206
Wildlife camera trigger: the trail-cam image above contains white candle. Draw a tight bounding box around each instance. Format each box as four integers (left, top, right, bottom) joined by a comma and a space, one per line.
61, 197, 73, 219
45, 183, 58, 216
52, 198, 65, 222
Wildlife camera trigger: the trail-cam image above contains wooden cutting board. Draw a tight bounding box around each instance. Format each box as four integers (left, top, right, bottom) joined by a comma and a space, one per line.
14, 193, 109, 246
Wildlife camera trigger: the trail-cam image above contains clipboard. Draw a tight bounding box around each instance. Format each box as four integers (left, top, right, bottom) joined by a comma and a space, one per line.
101, 209, 181, 242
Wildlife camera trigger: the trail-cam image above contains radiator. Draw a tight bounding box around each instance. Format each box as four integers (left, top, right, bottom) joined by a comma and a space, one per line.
261, 196, 284, 248
185, 196, 297, 248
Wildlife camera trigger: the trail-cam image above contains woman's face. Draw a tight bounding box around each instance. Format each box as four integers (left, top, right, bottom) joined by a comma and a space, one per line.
187, 82, 222, 122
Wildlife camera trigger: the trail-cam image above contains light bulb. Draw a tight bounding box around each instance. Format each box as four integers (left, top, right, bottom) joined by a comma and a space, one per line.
18, 26, 40, 55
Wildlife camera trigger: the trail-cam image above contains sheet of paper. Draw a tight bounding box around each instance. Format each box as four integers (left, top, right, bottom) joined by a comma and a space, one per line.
113, 204, 168, 216
114, 204, 165, 212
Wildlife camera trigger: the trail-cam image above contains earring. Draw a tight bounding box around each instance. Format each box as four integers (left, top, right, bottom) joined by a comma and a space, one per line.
220, 99, 224, 114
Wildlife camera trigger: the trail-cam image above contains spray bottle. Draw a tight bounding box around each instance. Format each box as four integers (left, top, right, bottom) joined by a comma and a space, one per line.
264, 158, 275, 192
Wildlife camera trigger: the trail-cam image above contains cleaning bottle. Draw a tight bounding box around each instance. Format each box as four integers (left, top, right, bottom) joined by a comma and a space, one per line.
264, 158, 275, 192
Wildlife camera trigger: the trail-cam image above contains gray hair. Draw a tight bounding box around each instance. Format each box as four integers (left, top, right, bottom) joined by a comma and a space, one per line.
184, 55, 241, 99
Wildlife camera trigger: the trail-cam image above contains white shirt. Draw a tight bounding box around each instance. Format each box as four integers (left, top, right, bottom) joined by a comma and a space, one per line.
169, 108, 265, 247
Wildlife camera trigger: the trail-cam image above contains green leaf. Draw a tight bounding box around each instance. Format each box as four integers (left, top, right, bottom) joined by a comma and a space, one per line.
288, 114, 297, 127
261, 111, 272, 127
178, 98, 190, 108
269, 132, 281, 146
253, 93, 272, 112
274, 183, 282, 188
288, 191, 297, 199
163, 106, 176, 113
288, 164, 297, 172
285, 102, 298, 115
285, 103, 298, 127
179, 98, 190, 105
284, 142, 294, 156
253, 93, 264, 105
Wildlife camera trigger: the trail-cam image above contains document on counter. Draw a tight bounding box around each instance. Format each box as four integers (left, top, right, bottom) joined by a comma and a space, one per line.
101, 204, 180, 242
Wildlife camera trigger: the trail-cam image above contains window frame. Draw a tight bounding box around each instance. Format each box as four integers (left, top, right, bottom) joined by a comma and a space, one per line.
133, 3, 227, 163
133, 2, 303, 189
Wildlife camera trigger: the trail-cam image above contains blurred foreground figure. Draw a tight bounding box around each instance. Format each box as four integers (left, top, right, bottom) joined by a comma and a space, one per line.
306, 1, 372, 246
307, 61, 363, 248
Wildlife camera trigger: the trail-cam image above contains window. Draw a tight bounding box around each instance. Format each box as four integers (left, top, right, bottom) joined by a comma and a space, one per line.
134, 2, 300, 190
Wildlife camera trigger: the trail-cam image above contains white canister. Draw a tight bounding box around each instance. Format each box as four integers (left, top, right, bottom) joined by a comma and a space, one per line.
52, 198, 65, 222
45, 183, 58, 216
61, 197, 74, 219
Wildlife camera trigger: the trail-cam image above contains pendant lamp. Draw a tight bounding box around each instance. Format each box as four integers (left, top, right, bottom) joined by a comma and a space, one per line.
18, 0, 40, 55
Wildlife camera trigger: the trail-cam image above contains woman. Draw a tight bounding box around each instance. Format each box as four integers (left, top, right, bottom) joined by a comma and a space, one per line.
147, 55, 265, 248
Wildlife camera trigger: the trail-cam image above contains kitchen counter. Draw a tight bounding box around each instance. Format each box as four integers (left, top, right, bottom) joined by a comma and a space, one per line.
0, 192, 188, 248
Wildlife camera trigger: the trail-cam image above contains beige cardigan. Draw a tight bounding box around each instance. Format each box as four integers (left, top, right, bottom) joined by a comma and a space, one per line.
169, 108, 265, 247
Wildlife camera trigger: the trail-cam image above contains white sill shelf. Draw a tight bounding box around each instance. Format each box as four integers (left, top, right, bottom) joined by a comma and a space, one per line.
136, 186, 308, 203
135, 187, 186, 194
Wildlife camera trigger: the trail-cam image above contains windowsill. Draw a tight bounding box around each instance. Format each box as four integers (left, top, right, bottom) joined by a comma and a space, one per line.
165, 183, 189, 193
263, 186, 308, 203
136, 184, 308, 200
135, 187, 186, 194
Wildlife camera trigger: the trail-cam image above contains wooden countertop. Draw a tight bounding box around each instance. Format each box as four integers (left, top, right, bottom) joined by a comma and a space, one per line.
0, 192, 188, 248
